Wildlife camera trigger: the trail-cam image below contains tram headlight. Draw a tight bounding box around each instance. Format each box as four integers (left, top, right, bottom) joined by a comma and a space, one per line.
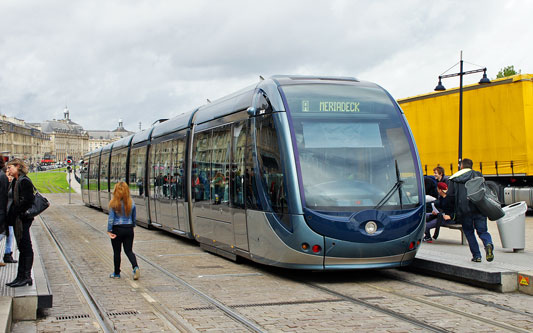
365, 221, 378, 235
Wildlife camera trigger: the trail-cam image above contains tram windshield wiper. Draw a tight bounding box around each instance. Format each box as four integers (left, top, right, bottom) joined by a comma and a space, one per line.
374, 160, 404, 210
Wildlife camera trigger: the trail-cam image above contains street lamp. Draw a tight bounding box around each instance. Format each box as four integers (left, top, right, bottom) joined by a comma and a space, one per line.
434, 51, 491, 170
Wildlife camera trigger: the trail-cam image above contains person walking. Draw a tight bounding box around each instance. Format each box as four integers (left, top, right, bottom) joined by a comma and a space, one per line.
5, 159, 35, 287
0, 156, 17, 266
107, 181, 140, 280
449, 158, 494, 262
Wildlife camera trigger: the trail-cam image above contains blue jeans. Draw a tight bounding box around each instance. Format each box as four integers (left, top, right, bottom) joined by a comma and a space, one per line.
461, 214, 493, 259
0, 226, 15, 254
5, 226, 14, 253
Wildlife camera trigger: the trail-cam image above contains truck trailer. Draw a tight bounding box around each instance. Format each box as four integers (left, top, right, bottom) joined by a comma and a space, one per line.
398, 74, 533, 207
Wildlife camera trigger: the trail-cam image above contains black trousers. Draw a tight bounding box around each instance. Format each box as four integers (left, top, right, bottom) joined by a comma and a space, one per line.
111, 226, 138, 275
15, 220, 34, 279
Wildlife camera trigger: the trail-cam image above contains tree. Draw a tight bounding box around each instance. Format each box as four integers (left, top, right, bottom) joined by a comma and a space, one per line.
496, 65, 521, 78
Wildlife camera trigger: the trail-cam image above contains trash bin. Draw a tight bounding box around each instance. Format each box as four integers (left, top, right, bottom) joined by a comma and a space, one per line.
496, 201, 528, 252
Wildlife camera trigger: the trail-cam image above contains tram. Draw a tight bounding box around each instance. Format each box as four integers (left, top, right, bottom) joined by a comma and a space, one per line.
81, 75, 425, 270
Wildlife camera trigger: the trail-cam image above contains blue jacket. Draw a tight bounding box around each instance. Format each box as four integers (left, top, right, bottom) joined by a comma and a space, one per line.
107, 202, 136, 232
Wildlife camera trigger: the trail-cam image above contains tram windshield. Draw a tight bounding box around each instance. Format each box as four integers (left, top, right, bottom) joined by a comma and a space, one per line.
282, 84, 421, 212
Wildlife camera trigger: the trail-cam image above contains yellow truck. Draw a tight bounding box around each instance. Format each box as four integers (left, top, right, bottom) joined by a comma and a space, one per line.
398, 74, 533, 206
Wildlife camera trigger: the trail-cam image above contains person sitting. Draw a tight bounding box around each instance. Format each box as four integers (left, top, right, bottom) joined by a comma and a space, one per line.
433, 166, 449, 186
424, 175, 438, 199
423, 182, 455, 242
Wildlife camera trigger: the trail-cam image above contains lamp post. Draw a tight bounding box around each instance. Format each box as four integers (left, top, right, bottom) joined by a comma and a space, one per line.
435, 51, 491, 170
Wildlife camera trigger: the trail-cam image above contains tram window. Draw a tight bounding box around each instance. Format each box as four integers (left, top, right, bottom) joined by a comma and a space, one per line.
282, 83, 421, 211
110, 150, 127, 191
212, 125, 231, 205
83, 160, 89, 190
256, 114, 289, 216
193, 131, 212, 202
246, 122, 261, 211
256, 92, 273, 115
100, 153, 109, 192
89, 156, 99, 191
232, 121, 247, 208
129, 147, 146, 196
176, 138, 185, 199
159, 140, 172, 199
149, 144, 160, 199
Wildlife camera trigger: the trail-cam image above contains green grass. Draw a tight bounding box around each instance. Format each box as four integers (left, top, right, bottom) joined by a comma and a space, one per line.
28, 171, 76, 193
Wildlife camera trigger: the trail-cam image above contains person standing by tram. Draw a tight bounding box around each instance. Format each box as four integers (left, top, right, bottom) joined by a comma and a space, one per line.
0, 155, 17, 266
107, 181, 140, 280
5, 159, 35, 287
449, 158, 494, 262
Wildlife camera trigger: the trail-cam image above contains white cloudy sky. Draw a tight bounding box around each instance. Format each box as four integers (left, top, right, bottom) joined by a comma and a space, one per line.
0, 0, 531, 131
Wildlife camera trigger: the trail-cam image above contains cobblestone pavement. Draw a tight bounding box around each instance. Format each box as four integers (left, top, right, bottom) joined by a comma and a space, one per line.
12, 193, 533, 332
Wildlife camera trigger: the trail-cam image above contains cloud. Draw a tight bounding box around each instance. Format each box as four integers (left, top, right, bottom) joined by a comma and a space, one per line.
0, 0, 531, 131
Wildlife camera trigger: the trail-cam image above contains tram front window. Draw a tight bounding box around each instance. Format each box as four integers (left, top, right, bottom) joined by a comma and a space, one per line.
282, 84, 420, 212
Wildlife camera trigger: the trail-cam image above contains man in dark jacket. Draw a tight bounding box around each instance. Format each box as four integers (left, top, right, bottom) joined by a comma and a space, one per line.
0, 155, 11, 266
0, 156, 8, 236
448, 158, 494, 262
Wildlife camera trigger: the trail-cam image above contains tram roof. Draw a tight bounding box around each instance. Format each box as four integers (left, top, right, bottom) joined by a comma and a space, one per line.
271, 75, 360, 85
151, 110, 196, 139
111, 134, 134, 151
85, 146, 102, 158
194, 84, 256, 124
131, 127, 154, 145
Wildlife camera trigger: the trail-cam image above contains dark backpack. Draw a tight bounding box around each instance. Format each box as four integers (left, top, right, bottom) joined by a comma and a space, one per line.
465, 177, 504, 220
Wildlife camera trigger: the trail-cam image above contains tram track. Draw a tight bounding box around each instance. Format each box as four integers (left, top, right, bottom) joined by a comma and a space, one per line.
49, 202, 533, 332
39, 211, 205, 332
302, 281, 450, 333
360, 280, 530, 333
56, 206, 266, 332
382, 270, 533, 319
289, 270, 532, 333
39, 215, 115, 333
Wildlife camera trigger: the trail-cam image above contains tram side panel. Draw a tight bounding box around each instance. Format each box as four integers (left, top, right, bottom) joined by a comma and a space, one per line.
88, 152, 101, 208
129, 145, 150, 226
190, 113, 251, 255
80, 159, 89, 205
245, 98, 325, 268
98, 151, 111, 212
148, 137, 180, 232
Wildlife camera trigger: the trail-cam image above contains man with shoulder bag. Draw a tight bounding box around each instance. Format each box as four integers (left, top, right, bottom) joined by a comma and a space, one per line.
448, 158, 495, 263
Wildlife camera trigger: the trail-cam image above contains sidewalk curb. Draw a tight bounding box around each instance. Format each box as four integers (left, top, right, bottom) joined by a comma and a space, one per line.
407, 257, 518, 293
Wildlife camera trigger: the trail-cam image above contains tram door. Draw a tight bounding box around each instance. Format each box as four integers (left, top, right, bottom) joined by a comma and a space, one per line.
211, 125, 234, 247
148, 144, 160, 226
231, 120, 248, 251
155, 140, 180, 231
193, 125, 234, 248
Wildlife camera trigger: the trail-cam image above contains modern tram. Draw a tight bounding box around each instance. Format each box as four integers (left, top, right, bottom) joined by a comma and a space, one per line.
81, 75, 425, 270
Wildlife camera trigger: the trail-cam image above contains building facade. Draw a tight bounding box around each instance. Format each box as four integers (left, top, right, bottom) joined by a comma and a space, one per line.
87, 119, 134, 152
38, 107, 89, 162
1, 108, 135, 165
0, 115, 51, 165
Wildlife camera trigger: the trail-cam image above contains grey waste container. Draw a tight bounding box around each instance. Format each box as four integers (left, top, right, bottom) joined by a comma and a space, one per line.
496, 201, 528, 252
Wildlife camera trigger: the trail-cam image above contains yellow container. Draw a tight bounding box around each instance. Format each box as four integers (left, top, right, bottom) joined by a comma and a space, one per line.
398, 74, 533, 177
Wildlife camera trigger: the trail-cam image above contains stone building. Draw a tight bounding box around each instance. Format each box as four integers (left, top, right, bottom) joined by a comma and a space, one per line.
37, 107, 89, 162
87, 119, 134, 152
0, 115, 51, 164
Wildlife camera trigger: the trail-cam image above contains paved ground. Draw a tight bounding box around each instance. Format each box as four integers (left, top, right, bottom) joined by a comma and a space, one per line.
417, 211, 533, 272
8, 193, 533, 332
